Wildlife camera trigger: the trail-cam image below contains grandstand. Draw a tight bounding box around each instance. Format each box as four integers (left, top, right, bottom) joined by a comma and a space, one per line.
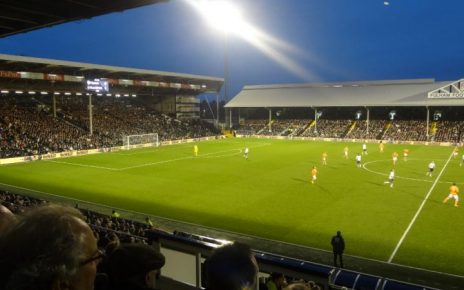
2, 2, 464, 290
226, 80, 464, 144
2, 58, 464, 290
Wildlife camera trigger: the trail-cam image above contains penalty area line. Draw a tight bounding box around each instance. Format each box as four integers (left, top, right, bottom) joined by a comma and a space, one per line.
388, 151, 454, 263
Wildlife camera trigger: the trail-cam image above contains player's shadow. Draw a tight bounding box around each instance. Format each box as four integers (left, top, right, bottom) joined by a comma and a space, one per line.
292, 178, 308, 183
365, 181, 383, 187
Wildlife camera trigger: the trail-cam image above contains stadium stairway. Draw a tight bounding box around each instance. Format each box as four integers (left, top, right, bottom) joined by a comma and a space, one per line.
342, 120, 357, 138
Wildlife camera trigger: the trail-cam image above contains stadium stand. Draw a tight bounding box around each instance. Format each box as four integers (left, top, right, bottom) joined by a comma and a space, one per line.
0, 95, 220, 158
0, 189, 448, 290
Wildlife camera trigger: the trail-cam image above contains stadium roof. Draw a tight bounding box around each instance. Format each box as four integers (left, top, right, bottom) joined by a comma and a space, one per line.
225, 79, 464, 108
0, 0, 168, 38
0, 54, 223, 92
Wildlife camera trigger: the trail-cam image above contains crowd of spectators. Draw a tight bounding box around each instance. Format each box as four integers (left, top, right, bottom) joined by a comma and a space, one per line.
433, 121, 464, 143
236, 118, 464, 143
0, 96, 100, 157
0, 95, 220, 158
235, 119, 269, 135
344, 119, 387, 140
0, 190, 149, 246
300, 119, 351, 138
1, 189, 323, 290
270, 119, 310, 136
382, 120, 428, 141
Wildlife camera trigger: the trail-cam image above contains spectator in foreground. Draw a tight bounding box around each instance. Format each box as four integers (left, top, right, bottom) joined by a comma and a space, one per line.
266, 272, 287, 290
0, 204, 100, 290
204, 242, 258, 290
0, 204, 17, 235
106, 243, 165, 290
283, 283, 311, 290
283, 281, 321, 290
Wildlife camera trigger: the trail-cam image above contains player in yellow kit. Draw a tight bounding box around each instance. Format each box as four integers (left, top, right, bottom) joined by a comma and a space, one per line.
443, 183, 459, 207
392, 151, 399, 166
193, 144, 198, 157
403, 149, 409, 161
343, 146, 349, 159
453, 147, 459, 159
379, 141, 384, 153
322, 152, 328, 165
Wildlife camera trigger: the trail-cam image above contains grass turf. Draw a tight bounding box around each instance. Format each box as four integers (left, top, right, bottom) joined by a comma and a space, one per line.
0, 138, 463, 276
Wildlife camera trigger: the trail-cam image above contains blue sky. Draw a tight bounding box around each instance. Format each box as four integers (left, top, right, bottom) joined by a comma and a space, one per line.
0, 0, 463, 98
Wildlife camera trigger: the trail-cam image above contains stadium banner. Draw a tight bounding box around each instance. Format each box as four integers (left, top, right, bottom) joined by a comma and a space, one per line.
44, 74, 64, 81
0, 136, 223, 166
0, 70, 21, 79
428, 92, 464, 98
0, 70, 202, 91
0, 156, 29, 165
64, 75, 84, 82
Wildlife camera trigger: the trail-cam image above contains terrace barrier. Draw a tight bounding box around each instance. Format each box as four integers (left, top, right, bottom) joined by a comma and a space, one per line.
146, 230, 439, 290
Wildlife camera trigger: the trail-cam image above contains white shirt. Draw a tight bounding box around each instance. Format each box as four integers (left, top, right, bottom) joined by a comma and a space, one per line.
355, 155, 362, 162
362, 144, 367, 150
428, 162, 435, 169
244, 148, 249, 154
389, 171, 395, 179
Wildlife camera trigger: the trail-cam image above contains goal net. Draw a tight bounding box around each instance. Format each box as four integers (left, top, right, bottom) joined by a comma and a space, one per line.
122, 133, 159, 150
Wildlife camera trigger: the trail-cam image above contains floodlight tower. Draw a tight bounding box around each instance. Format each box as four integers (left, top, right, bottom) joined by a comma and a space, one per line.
188, 0, 246, 129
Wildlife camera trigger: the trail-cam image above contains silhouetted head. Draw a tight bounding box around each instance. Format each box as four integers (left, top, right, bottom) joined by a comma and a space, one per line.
204, 242, 258, 290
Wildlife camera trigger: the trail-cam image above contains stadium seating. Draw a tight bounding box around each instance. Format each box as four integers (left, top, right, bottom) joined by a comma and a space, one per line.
0, 189, 444, 290
0, 95, 219, 158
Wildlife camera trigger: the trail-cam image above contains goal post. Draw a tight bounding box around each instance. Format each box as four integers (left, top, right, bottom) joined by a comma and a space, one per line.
122, 133, 159, 150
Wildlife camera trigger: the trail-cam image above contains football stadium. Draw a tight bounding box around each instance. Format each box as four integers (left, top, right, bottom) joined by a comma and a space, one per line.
1, 1, 464, 290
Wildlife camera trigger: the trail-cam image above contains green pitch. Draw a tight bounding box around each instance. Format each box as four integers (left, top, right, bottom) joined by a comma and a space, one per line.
0, 138, 463, 276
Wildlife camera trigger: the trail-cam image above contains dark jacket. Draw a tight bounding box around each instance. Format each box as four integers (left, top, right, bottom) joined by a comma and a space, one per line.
331, 234, 345, 253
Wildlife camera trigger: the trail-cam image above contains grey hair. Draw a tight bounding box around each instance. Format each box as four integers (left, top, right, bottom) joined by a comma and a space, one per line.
0, 204, 88, 290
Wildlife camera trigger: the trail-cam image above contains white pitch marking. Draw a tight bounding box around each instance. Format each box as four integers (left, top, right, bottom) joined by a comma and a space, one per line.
388, 151, 454, 263
363, 158, 458, 184
45, 160, 118, 171
47, 142, 271, 171
1, 179, 463, 279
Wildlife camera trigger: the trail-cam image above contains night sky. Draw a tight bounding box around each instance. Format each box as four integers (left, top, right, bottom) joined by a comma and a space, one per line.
0, 0, 463, 98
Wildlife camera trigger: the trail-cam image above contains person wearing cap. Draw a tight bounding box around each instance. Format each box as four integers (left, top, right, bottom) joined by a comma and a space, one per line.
106, 243, 165, 290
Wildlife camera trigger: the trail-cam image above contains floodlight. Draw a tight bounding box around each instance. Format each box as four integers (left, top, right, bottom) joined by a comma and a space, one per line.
189, 0, 244, 34
389, 110, 396, 120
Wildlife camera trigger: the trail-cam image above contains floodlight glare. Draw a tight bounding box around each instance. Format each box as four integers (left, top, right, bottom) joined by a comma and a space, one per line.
186, 0, 316, 81
189, 0, 244, 34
